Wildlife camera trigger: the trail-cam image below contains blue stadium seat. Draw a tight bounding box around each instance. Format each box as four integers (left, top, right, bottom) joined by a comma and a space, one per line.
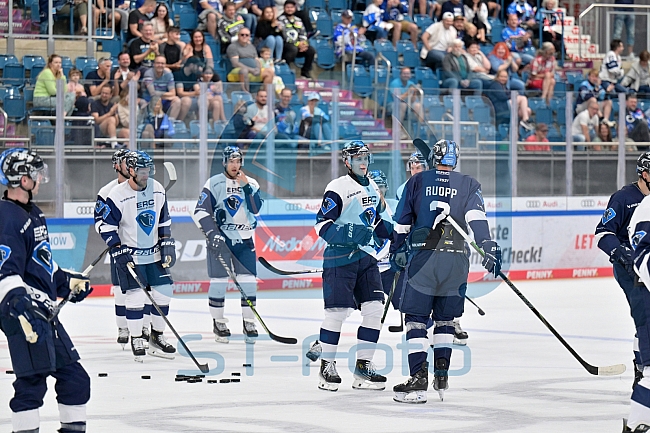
479, 124, 496, 140
316, 46, 337, 70
370, 65, 388, 85
414, 14, 433, 30
22, 55, 45, 71
173, 3, 198, 31
402, 51, 420, 69
231, 90, 253, 106
83, 64, 97, 79
306, 0, 325, 9
96, 28, 123, 57
179, 30, 191, 44
0, 54, 19, 71
310, 36, 332, 51
480, 45, 493, 56
328, 0, 347, 10
473, 106, 492, 123
316, 16, 333, 37
353, 11, 363, 27
75, 56, 98, 71
29, 119, 54, 146
535, 108, 553, 124
565, 71, 583, 88
3, 94, 26, 123
528, 97, 546, 111
427, 105, 445, 121
396, 40, 413, 55
352, 68, 373, 98
3, 63, 25, 88
30, 64, 44, 85
330, 10, 343, 24
490, 22, 504, 42
465, 95, 486, 109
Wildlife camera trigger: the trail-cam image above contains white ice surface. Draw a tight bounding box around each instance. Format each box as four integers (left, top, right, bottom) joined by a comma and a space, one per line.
0, 277, 637, 432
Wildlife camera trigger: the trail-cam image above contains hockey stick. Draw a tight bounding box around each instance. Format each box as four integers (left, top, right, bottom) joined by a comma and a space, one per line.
258, 257, 323, 275
446, 215, 626, 377
127, 264, 210, 373
381, 271, 401, 324
466, 296, 486, 316
192, 219, 297, 344
388, 313, 404, 333
163, 162, 177, 192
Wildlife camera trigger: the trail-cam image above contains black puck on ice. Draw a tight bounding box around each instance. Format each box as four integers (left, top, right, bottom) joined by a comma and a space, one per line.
195, 374, 205, 378
6, 370, 14, 374
231, 372, 241, 376
243, 363, 251, 367
141, 375, 151, 379
207, 379, 218, 384
220, 378, 231, 383
175, 377, 186, 382
98, 373, 108, 377
231, 378, 240, 383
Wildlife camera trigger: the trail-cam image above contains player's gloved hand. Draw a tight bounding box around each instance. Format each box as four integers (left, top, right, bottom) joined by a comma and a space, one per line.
65, 270, 90, 295
7, 292, 48, 342
110, 244, 134, 274
206, 229, 226, 251
159, 237, 177, 268
346, 223, 373, 246
389, 243, 408, 272
481, 240, 502, 277
610, 244, 636, 278
69, 287, 94, 303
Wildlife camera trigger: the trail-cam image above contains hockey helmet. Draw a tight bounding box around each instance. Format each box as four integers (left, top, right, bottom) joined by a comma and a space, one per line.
637, 151, 650, 177
112, 148, 130, 166
341, 140, 373, 164
369, 169, 388, 189
0, 148, 49, 188
223, 145, 244, 166
125, 150, 155, 176
406, 151, 428, 172
430, 139, 459, 169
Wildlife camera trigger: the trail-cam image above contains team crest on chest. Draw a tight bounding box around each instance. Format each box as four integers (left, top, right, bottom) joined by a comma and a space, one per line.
360, 207, 376, 227
137, 210, 156, 235
0, 245, 10, 270
225, 195, 243, 217
32, 240, 53, 276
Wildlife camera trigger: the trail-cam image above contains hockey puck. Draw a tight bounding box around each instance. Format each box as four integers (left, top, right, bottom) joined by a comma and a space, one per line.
207, 379, 218, 384
242, 363, 251, 367
175, 377, 188, 382
176, 374, 187, 378
195, 374, 205, 378
98, 373, 108, 377
231, 372, 241, 376
220, 378, 231, 383
141, 375, 151, 379
6, 370, 14, 375
231, 378, 240, 383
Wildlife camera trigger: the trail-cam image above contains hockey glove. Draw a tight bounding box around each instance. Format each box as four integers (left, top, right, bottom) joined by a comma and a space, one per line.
389, 243, 408, 272
610, 244, 636, 279
347, 223, 373, 246
206, 229, 226, 252
65, 270, 90, 295
8, 293, 48, 343
481, 240, 502, 277
159, 237, 177, 268
69, 287, 94, 303
110, 244, 134, 274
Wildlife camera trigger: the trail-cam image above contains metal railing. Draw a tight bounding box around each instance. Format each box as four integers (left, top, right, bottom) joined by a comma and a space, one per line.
374, 52, 392, 120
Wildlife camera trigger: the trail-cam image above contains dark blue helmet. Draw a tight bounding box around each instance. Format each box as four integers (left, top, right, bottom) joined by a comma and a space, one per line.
369, 169, 388, 189
637, 151, 650, 177
125, 150, 155, 175
223, 145, 244, 166
0, 148, 49, 187
112, 148, 130, 166
430, 139, 459, 169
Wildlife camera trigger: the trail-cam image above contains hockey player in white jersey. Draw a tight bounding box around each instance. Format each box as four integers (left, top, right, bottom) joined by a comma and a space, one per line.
192, 146, 263, 344
314, 140, 393, 391
99, 150, 177, 362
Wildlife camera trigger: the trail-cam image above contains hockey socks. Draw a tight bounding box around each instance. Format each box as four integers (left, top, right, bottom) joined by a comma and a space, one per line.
356, 301, 382, 361
114, 286, 127, 329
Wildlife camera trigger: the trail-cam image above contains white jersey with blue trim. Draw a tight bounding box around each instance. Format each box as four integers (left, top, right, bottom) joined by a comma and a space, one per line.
94, 178, 119, 234
629, 195, 650, 285
193, 173, 262, 241
99, 178, 172, 265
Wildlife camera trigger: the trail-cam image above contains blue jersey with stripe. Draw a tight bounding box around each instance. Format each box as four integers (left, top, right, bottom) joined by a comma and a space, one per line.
595, 182, 645, 255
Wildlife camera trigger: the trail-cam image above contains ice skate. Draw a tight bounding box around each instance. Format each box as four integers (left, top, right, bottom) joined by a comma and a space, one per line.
130, 336, 146, 363
453, 319, 468, 346
147, 330, 176, 359
213, 318, 231, 344
318, 360, 341, 391
393, 361, 428, 404
623, 418, 650, 432
433, 358, 449, 401
117, 327, 129, 349
142, 325, 150, 349
634, 360, 644, 390
243, 319, 258, 344
306, 340, 322, 362
352, 359, 386, 390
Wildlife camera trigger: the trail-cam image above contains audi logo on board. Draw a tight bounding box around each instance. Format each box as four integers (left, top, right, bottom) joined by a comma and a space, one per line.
580, 199, 596, 208
285, 203, 303, 211
525, 200, 541, 208
76, 206, 94, 215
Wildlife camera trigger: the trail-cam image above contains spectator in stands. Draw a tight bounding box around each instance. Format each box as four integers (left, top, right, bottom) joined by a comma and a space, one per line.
256, 6, 285, 64
524, 122, 550, 151
465, 40, 493, 87
409, 0, 432, 20
506, 0, 534, 27
600, 39, 629, 95
151, 3, 173, 43
259, 47, 275, 79
575, 69, 614, 126
463, 0, 490, 43
502, 13, 533, 66
227, 27, 273, 90
625, 93, 650, 147
129, 22, 159, 71
128, 0, 156, 42
55, 0, 92, 35
200, 67, 227, 123
622, 50, 650, 96
173, 56, 203, 123
383, 0, 419, 48
488, 42, 525, 92
571, 98, 599, 146
275, 88, 298, 145
441, 0, 463, 16
143, 55, 182, 120
299, 92, 332, 147
217, 2, 246, 54
159, 26, 185, 71
67, 68, 87, 98
487, 69, 533, 129
363, 0, 394, 43
613, 0, 635, 61
334, 10, 375, 68
70, 96, 93, 145
274, 0, 313, 37
421, 12, 456, 71
389, 67, 423, 123
115, 89, 131, 135
251, 0, 275, 22
141, 95, 175, 148
453, 15, 476, 49
113, 52, 141, 97
527, 42, 556, 105
279, 0, 315, 80
241, 89, 271, 139
102, 0, 130, 33
535, 0, 562, 55
233, 0, 258, 37
34, 54, 76, 114
441, 40, 482, 95
91, 85, 126, 148
86, 57, 113, 98
593, 122, 614, 151
183, 29, 215, 69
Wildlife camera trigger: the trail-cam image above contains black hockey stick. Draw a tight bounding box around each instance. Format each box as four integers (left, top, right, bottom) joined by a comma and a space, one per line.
388, 313, 404, 333
381, 271, 401, 324
446, 216, 626, 377
127, 264, 210, 373
258, 257, 322, 275
466, 296, 486, 316
163, 162, 177, 191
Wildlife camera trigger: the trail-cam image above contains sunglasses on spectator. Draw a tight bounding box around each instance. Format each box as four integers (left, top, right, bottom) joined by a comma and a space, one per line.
240, 33, 250, 36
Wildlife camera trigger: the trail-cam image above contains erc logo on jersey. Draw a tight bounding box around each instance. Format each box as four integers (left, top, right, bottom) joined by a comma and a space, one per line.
137, 210, 157, 235
224, 195, 243, 217
95, 200, 110, 219
602, 208, 616, 225
360, 207, 377, 227
632, 230, 647, 250
197, 192, 208, 206
321, 197, 336, 214
32, 240, 53, 276
0, 245, 11, 271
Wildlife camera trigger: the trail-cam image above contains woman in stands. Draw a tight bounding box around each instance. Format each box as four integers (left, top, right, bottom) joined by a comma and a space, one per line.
34, 54, 76, 115
256, 6, 284, 64
152, 3, 174, 43
487, 69, 533, 130
199, 66, 227, 124
463, 0, 490, 43
488, 42, 525, 92
182, 29, 215, 69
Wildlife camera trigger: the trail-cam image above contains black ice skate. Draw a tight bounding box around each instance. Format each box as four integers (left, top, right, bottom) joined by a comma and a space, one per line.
393, 361, 428, 404
130, 336, 146, 363
352, 359, 387, 390
213, 318, 231, 344
117, 327, 129, 349
453, 319, 468, 346
243, 319, 258, 344
306, 340, 322, 362
433, 358, 449, 401
623, 418, 650, 432
634, 361, 644, 390
318, 360, 342, 391
142, 325, 151, 349
148, 330, 176, 359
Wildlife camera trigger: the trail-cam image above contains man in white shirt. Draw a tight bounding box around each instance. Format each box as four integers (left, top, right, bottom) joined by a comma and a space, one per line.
571, 99, 599, 147
242, 89, 270, 139
421, 12, 457, 70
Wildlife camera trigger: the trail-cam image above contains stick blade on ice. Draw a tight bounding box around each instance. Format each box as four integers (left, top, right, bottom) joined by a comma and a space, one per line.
596, 364, 626, 376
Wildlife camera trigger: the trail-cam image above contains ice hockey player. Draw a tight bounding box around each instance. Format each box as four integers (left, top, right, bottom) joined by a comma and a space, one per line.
313, 140, 393, 391
192, 145, 263, 344
0, 148, 92, 432
99, 150, 177, 362
395, 151, 428, 201
391, 139, 501, 403
595, 151, 650, 394
94, 149, 154, 349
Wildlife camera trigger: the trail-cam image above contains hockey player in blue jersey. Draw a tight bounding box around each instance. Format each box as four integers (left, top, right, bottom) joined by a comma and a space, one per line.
391, 139, 501, 403
595, 151, 650, 395
192, 145, 263, 344
99, 150, 177, 362
313, 140, 393, 392
0, 148, 92, 433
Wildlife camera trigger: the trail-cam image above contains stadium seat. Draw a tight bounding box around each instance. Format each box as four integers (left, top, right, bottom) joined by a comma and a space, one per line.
396, 40, 412, 56
414, 14, 433, 30
173, 3, 198, 31
0, 54, 19, 71
535, 108, 553, 124
3, 63, 25, 88
96, 28, 123, 57
402, 50, 420, 69
527, 97, 546, 111
75, 56, 98, 71
370, 65, 388, 85
473, 106, 492, 123
465, 95, 486, 109
3, 94, 26, 123
330, 10, 343, 24
328, 0, 347, 10
490, 22, 504, 42
83, 64, 97, 79
479, 124, 496, 140
316, 16, 333, 37
29, 119, 54, 146
305, 0, 325, 10
29, 63, 44, 85
316, 46, 337, 70
22, 55, 45, 71
179, 30, 191, 44
352, 68, 373, 98
231, 90, 253, 106
310, 36, 332, 51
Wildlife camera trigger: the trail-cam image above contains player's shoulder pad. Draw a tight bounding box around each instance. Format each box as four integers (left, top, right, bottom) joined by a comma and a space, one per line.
97, 178, 119, 200
152, 179, 166, 194
208, 173, 226, 189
